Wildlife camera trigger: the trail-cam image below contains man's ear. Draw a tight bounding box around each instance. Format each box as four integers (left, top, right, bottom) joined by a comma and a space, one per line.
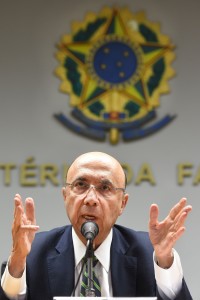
62, 187, 66, 199
119, 193, 129, 215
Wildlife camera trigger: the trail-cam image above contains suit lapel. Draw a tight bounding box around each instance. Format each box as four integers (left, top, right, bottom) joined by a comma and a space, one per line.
47, 226, 75, 297
111, 227, 137, 296
46, 225, 138, 297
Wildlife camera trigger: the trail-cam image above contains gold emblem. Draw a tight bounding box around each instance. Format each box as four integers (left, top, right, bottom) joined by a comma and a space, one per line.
55, 7, 175, 144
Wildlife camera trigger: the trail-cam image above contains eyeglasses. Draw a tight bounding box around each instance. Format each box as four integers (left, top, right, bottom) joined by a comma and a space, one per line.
65, 180, 125, 198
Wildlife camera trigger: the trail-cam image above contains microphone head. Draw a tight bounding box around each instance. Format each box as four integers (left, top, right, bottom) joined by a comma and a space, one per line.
81, 221, 99, 241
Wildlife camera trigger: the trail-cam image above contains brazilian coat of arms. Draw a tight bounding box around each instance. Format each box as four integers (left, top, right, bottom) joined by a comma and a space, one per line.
54, 6, 175, 144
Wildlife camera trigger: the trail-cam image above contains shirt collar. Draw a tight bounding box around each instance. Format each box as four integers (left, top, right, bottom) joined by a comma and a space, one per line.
72, 227, 113, 273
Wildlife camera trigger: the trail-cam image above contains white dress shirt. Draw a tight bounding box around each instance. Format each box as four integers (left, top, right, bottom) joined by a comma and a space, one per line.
72, 227, 113, 297
1, 227, 183, 300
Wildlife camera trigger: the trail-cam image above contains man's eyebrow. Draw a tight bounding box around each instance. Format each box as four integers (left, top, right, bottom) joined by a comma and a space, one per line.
72, 177, 113, 185
99, 179, 113, 185
73, 177, 87, 182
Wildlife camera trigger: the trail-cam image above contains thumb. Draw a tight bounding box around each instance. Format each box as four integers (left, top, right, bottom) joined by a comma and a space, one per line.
149, 204, 159, 227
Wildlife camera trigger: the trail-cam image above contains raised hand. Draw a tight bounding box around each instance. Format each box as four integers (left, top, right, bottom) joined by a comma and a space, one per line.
9, 194, 39, 277
149, 197, 192, 269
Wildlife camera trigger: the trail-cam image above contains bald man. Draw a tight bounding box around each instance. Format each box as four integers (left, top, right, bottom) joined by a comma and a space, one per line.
0, 152, 192, 299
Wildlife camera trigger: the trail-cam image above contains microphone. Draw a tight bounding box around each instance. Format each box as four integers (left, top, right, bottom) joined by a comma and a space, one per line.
81, 221, 99, 241
71, 221, 99, 296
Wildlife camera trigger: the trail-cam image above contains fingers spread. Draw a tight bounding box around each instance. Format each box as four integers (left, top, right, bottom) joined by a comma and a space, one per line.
169, 197, 187, 220
13, 194, 38, 229
173, 205, 192, 231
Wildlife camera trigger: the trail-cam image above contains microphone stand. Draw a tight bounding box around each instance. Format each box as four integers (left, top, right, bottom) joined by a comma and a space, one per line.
85, 239, 95, 297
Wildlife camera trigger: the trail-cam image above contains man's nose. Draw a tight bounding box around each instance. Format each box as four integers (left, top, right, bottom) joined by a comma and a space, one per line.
84, 186, 99, 206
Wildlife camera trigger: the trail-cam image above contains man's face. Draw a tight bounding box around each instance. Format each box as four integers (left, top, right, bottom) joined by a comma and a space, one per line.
62, 152, 128, 247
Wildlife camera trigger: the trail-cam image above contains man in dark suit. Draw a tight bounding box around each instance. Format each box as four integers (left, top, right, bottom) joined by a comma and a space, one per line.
0, 152, 192, 299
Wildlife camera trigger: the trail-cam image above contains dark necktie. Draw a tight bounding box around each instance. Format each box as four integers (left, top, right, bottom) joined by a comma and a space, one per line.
80, 256, 101, 297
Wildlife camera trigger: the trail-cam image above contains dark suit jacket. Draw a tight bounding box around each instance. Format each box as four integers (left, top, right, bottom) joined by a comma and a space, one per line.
0, 224, 192, 300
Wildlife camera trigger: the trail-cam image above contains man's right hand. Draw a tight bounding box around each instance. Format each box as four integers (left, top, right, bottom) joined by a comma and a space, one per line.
8, 194, 39, 278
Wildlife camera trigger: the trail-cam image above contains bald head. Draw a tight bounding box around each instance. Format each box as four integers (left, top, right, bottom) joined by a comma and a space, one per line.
67, 152, 126, 188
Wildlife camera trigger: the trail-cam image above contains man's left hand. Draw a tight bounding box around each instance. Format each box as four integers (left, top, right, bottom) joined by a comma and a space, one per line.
149, 197, 192, 269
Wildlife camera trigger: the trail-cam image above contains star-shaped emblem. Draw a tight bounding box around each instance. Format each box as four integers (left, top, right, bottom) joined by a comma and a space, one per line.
55, 7, 175, 144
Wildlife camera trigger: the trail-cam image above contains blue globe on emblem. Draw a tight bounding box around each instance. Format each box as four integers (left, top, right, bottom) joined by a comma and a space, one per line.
93, 41, 138, 84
